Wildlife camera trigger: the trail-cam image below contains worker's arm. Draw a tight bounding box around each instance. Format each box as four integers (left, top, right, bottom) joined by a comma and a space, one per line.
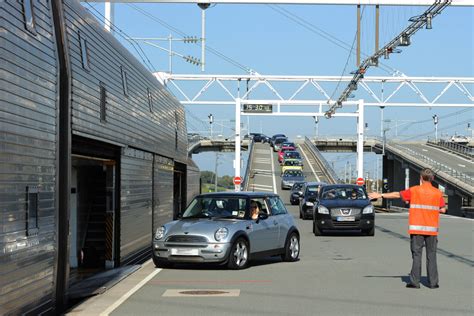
368, 191, 401, 200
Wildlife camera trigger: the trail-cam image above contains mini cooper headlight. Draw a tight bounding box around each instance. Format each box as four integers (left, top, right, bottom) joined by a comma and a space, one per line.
363, 205, 374, 214
318, 205, 329, 214
214, 227, 229, 241
155, 226, 166, 240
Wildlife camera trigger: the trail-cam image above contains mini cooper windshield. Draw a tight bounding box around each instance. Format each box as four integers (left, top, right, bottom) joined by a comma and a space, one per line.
182, 197, 249, 219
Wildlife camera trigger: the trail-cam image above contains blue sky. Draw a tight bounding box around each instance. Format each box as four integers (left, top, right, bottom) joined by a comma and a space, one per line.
84, 2, 473, 176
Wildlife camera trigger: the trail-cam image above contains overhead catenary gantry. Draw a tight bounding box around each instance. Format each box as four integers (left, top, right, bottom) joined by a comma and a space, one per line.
89, 0, 472, 6
156, 73, 474, 189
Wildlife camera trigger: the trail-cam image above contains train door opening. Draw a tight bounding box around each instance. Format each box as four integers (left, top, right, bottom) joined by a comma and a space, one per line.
70, 156, 116, 277
174, 162, 187, 219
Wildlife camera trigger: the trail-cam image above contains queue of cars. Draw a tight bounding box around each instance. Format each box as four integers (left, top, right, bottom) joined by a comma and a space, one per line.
151, 133, 375, 270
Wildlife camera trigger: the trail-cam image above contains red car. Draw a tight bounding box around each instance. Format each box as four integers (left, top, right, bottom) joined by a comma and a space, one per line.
278, 142, 297, 163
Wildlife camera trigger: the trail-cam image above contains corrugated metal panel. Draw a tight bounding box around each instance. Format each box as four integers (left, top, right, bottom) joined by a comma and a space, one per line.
0, 0, 57, 314
120, 147, 153, 262
153, 155, 174, 234
186, 159, 201, 206
63, 0, 188, 164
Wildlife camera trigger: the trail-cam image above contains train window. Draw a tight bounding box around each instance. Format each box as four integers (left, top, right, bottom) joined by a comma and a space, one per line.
121, 66, 128, 96
79, 32, 90, 71
147, 88, 153, 112
100, 82, 107, 122
22, 0, 37, 35
26, 186, 39, 235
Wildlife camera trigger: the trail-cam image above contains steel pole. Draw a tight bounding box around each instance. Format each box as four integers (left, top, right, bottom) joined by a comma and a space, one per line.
235, 98, 241, 191
357, 99, 364, 179
201, 9, 205, 72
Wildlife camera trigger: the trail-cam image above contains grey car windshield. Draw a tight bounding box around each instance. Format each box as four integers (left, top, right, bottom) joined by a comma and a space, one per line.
321, 187, 367, 200
182, 197, 249, 219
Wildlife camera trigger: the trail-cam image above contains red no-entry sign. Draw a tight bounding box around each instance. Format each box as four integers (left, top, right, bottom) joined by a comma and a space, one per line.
356, 177, 365, 186
233, 176, 242, 185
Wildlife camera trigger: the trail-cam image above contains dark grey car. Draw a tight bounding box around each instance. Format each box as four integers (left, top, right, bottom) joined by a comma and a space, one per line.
153, 192, 300, 269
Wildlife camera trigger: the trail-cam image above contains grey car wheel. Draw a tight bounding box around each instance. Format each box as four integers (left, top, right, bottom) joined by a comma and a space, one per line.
228, 238, 249, 269
282, 232, 300, 262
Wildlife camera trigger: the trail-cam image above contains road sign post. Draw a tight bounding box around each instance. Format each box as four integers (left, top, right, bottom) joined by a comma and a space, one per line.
233, 176, 242, 192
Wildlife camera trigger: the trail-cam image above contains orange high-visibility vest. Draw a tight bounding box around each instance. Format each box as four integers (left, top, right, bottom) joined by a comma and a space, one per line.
408, 183, 443, 236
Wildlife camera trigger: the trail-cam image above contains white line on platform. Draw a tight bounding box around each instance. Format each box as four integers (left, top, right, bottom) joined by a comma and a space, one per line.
99, 264, 162, 316
300, 146, 320, 182
270, 147, 277, 194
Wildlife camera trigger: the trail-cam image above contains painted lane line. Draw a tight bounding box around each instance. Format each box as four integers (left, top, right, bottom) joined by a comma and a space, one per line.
252, 168, 273, 172
458, 164, 465, 168
252, 183, 273, 188
99, 267, 162, 316
270, 147, 277, 194
300, 145, 320, 182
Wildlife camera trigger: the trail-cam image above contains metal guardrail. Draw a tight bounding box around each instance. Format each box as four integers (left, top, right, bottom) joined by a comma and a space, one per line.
388, 143, 474, 187
426, 139, 473, 159
242, 140, 254, 191
304, 137, 340, 184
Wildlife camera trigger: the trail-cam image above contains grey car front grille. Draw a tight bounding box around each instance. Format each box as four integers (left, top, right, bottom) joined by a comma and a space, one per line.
166, 235, 208, 243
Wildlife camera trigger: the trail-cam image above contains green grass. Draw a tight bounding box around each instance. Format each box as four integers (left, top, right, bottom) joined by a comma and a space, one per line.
201, 182, 232, 193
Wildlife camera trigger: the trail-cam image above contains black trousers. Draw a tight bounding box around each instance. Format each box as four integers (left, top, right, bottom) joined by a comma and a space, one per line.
410, 234, 438, 287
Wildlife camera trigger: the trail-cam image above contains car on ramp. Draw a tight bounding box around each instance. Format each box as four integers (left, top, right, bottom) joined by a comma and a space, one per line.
152, 192, 300, 269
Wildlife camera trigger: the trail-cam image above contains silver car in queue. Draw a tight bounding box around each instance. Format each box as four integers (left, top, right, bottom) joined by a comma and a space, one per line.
152, 192, 300, 269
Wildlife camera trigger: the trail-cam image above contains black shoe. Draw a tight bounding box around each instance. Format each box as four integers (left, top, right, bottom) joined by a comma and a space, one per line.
406, 283, 420, 289
429, 284, 439, 289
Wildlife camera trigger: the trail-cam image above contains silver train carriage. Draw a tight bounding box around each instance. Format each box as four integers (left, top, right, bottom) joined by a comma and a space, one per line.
0, 0, 200, 314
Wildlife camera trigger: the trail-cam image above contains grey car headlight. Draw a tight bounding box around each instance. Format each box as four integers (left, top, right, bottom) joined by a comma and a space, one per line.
363, 205, 374, 214
214, 227, 228, 241
318, 205, 329, 214
305, 201, 314, 207
155, 226, 166, 240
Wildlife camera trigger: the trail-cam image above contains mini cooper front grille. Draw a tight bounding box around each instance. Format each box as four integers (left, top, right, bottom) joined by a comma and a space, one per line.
166, 235, 208, 243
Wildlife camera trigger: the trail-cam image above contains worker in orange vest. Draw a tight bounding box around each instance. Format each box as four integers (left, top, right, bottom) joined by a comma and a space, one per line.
369, 168, 446, 289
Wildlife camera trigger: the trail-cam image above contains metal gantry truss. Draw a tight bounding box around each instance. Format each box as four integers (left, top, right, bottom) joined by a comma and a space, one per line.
155, 73, 474, 108
327, 0, 451, 117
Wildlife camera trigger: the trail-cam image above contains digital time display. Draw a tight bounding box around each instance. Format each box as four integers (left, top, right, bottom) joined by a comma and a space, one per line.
242, 104, 273, 113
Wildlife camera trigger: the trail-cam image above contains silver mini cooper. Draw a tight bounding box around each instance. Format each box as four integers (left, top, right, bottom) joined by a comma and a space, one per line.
153, 192, 300, 269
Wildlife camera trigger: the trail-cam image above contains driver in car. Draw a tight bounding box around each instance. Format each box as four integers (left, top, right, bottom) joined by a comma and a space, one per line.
250, 201, 260, 220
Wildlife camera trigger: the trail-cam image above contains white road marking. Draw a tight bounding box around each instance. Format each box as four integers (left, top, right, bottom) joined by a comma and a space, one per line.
270, 147, 277, 194
251, 183, 273, 188
253, 173, 274, 178
99, 264, 162, 316
300, 146, 320, 182
421, 144, 473, 163
252, 168, 273, 173
422, 149, 428, 152
458, 164, 466, 168
250, 186, 274, 192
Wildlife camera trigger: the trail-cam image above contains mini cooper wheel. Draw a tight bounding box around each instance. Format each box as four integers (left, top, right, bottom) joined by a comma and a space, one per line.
282, 232, 300, 262
227, 238, 249, 270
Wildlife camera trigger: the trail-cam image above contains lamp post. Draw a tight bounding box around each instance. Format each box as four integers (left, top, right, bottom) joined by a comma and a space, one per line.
432, 114, 438, 141
208, 113, 213, 138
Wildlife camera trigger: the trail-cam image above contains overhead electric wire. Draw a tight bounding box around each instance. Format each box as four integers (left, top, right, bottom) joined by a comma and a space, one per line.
401, 108, 473, 130
400, 119, 472, 140
267, 5, 400, 76
83, 2, 156, 72
329, 5, 366, 103
127, 3, 257, 74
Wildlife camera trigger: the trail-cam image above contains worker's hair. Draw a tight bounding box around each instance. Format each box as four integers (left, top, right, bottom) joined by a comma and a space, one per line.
420, 168, 435, 182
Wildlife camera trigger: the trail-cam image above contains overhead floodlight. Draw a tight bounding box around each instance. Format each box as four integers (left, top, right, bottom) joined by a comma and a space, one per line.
426, 14, 433, 29
399, 34, 411, 46
369, 57, 378, 67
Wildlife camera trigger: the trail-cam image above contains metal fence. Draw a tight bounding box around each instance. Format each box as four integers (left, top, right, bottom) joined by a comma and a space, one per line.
304, 137, 340, 184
